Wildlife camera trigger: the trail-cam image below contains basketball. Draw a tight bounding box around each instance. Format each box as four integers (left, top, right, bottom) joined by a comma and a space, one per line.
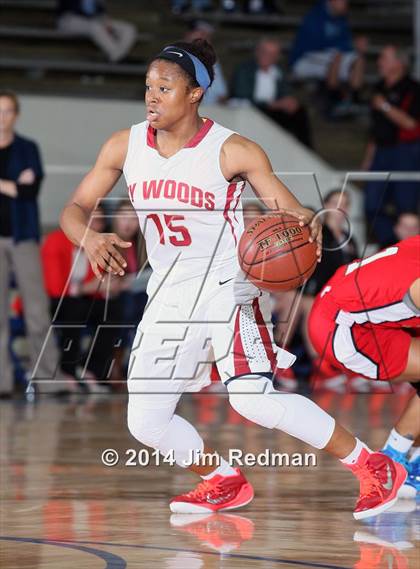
238, 214, 318, 292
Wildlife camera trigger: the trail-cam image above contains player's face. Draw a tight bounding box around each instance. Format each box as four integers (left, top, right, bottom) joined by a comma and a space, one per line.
0, 96, 18, 134
145, 61, 202, 129
378, 46, 401, 78
256, 41, 281, 70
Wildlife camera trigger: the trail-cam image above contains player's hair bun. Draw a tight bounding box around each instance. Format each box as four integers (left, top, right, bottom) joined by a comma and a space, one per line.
172, 39, 216, 85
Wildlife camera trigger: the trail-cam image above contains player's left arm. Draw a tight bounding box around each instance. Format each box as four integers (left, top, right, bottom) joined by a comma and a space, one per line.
221, 134, 322, 259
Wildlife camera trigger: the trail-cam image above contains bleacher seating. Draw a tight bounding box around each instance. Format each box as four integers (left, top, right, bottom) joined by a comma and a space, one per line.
0, 0, 415, 169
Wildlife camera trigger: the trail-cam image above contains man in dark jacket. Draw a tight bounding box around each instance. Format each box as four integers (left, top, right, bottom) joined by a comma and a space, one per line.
0, 91, 62, 396
231, 38, 312, 147
289, 0, 365, 106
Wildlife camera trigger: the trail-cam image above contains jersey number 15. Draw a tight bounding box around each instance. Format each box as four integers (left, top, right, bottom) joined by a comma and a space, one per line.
146, 213, 192, 247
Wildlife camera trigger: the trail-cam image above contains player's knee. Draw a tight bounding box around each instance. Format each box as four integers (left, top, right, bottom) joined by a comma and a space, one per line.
127, 405, 172, 449
227, 375, 335, 449
227, 375, 287, 429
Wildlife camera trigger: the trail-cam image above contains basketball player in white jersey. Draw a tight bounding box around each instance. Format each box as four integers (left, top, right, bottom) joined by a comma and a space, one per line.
60, 39, 407, 519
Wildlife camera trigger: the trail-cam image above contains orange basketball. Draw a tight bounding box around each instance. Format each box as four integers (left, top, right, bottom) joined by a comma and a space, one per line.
238, 214, 318, 292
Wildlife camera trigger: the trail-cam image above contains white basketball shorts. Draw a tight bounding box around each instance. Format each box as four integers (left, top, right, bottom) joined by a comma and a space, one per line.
127, 270, 295, 401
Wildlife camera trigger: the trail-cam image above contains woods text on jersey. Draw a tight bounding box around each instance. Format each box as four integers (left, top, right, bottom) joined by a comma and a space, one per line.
129, 180, 216, 211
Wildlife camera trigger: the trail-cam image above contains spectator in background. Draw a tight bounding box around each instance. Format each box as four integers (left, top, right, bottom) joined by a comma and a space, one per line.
0, 91, 63, 397
362, 46, 420, 247
243, 199, 266, 227
172, 0, 212, 15
231, 38, 312, 147
41, 210, 109, 392
394, 212, 419, 242
184, 20, 228, 105
57, 0, 137, 63
110, 199, 151, 377
273, 190, 358, 389
305, 189, 358, 299
289, 0, 366, 114
221, 0, 279, 14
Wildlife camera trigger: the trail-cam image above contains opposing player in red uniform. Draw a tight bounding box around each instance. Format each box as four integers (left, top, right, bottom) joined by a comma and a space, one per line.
309, 236, 420, 496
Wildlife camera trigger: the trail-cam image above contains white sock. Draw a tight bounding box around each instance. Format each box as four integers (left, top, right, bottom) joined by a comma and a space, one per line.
409, 447, 420, 462
340, 438, 371, 465
201, 457, 237, 480
384, 428, 414, 454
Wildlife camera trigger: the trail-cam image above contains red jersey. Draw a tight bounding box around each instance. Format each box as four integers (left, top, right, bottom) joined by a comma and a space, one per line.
309, 236, 419, 380
318, 236, 420, 329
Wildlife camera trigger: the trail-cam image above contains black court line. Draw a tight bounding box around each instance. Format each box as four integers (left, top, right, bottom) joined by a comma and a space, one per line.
0, 536, 352, 569
0, 537, 126, 569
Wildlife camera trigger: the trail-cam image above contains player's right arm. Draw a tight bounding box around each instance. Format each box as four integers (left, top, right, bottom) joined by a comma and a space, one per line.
60, 129, 132, 279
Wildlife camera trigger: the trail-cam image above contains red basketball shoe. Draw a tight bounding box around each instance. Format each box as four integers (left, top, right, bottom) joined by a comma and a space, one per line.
169, 469, 254, 514
349, 451, 407, 520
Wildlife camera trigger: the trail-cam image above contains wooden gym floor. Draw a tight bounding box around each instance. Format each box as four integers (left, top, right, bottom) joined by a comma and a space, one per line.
0, 389, 418, 568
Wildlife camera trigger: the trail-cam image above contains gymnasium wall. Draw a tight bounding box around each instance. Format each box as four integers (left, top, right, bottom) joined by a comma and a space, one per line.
18, 95, 364, 240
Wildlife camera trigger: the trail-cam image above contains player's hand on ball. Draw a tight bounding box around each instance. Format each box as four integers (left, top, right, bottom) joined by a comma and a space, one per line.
234, 270, 261, 305
83, 230, 132, 280
278, 207, 322, 262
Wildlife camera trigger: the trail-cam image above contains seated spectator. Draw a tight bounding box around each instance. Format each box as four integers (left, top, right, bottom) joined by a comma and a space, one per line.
394, 212, 419, 242
57, 0, 137, 63
0, 90, 64, 397
273, 190, 358, 388
305, 189, 358, 298
184, 20, 228, 105
362, 46, 420, 247
231, 38, 312, 147
42, 206, 120, 392
289, 0, 366, 113
110, 199, 151, 378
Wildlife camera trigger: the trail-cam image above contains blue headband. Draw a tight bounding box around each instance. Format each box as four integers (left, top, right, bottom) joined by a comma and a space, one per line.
156, 46, 212, 91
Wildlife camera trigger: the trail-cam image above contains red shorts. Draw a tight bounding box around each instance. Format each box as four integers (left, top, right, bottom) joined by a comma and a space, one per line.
308, 295, 416, 381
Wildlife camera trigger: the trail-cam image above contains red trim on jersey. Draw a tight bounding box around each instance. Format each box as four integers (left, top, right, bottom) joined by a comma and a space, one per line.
233, 307, 251, 375
253, 298, 277, 369
146, 119, 214, 150
147, 125, 156, 148
184, 118, 214, 148
224, 182, 239, 245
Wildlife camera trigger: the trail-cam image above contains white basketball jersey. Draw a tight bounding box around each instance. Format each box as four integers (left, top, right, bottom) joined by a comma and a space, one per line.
123, 119, 245, 284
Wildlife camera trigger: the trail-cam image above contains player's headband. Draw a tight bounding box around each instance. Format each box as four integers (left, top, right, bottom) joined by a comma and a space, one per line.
153, 45, 211, 91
